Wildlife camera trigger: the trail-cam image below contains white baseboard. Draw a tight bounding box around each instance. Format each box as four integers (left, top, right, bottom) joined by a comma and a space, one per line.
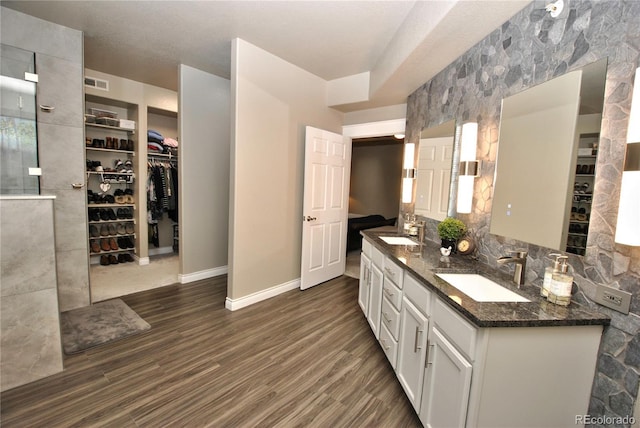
225, 278, 300, 311
179, 265, 228, 284
137, 256, 150, 266
149, 246, 174, 256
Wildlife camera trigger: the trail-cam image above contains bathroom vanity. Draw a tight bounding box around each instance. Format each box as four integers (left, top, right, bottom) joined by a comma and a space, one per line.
359, 231, 609, 428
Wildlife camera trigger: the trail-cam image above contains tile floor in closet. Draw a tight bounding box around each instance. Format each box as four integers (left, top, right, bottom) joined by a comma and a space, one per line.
90, 253, 179, 302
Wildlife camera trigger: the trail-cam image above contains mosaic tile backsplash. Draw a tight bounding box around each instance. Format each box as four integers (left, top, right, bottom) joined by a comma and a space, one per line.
405, 1, 640, 424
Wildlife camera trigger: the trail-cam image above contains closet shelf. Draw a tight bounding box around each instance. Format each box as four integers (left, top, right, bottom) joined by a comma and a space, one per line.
89, 219, 136, 224
86, 147, 135, 155
86, 122, 135, 134
87, 171, 134, 176
89, 233, 136, 239
90, 249, 136, 256
87, 203, 135, 208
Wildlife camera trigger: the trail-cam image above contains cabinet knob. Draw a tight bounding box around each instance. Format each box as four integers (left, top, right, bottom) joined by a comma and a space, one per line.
71, 183, 84, 189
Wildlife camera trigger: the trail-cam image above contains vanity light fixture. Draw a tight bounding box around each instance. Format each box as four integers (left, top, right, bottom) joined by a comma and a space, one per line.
457, 122, 480, 214
401, 142, 416, 203
615, 66, 640, 246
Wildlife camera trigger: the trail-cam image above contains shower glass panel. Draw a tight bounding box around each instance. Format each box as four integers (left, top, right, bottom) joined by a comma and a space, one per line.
1, 44, 39, 195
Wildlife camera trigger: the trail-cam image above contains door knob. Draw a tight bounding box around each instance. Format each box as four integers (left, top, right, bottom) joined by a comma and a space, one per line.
304, 216, 317, 221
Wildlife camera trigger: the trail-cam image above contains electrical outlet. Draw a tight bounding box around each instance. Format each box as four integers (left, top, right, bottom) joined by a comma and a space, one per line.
595, 285, 632, 314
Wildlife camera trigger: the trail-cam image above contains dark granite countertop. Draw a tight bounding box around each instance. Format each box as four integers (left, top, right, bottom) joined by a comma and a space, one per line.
362, 230, 610, 328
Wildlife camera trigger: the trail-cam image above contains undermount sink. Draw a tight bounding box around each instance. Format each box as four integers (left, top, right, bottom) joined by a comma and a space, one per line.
379, 236, 419, 246
436, 273, 530, 303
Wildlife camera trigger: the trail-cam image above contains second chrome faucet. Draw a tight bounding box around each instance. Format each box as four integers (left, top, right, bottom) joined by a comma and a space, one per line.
497, 251, 528, 285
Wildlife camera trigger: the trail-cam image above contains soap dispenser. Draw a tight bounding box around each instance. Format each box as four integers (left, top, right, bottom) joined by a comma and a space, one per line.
541, 253, 562, 297
547, 256, 573, 306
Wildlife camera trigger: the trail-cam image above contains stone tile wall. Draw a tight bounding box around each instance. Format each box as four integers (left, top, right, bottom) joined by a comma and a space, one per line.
1, 7, 90, 311
0, 197, 63, 391
405, 1, 640, 425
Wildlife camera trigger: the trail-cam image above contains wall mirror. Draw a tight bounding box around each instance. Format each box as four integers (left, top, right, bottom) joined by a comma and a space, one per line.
490, 59, 607, 253
415, 120, 456, 221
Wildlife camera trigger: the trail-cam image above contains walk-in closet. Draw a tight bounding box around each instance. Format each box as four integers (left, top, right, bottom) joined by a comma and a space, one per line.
85, 77, 180, 302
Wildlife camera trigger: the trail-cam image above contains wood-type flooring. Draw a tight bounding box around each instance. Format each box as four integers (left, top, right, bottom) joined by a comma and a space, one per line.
1, 275, 421, 427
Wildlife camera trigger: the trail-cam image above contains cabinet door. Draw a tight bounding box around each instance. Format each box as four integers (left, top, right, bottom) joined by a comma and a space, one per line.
367, 263, 383, 339
420, 327, 472, 428
397, 297, 429, 410
358, 253, 371, 315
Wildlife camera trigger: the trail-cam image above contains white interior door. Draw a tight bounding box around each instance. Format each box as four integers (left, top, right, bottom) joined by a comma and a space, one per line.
415, 136, 454, 221
300, 126, 351, 290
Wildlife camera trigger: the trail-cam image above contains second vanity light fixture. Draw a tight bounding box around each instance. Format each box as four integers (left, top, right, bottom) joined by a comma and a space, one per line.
457, 122, 480, 213
401, 142, 415, 203
615, 66, 640, 246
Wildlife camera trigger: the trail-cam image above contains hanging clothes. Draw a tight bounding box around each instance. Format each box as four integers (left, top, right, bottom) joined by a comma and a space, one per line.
147, 158, 178, 247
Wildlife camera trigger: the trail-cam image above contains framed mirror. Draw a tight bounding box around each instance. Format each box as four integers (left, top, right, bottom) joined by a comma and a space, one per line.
415, 120, 456, 221
490, 59, 607, 252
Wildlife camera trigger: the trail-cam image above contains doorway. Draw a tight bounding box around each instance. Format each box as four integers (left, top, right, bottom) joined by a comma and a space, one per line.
343, 119, 406, 279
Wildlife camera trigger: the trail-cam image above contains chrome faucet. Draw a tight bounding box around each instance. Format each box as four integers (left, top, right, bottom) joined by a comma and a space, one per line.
497, 251, 528, 285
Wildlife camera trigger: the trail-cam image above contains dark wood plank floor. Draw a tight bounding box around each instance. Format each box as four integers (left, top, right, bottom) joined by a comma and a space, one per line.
1, 275, 421, 427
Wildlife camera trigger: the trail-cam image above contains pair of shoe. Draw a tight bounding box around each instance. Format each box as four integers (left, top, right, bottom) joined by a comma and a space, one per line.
119, 139, 135, 151
99, 208, 117, 221
118, 236, 135, 249
113, 159, 134, 173
92, 138, 105, 148
86, 160, 102, 171
117, 207, 134, 219
88, 208, 116, 222
90, 237, 118, 252
105, 137, 125, 150
576, 164, 596, 175
89, 224, 117, 237
99, 253, 135, 265
115, 222, 135, 234
114, 189, 135, 204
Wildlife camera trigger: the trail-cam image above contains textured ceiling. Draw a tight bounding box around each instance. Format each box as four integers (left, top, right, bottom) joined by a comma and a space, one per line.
2, 0, 531, 112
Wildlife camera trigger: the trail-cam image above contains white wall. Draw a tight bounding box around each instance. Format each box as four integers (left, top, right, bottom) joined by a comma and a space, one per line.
179, 65, 230, 280
228, 38, 343, 302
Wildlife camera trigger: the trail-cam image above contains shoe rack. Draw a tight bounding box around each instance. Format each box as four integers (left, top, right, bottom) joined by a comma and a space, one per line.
85, 95, 138, 266
566, 132, 599, 256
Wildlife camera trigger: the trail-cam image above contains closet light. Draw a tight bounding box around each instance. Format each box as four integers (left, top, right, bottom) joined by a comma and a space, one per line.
457, 122, 480, 214
615, 67, 640, 246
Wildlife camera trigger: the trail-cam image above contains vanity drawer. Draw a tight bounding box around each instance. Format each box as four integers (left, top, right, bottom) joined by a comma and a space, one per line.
379, 323, 398, 369
382, 278, 402, 311
371, 246, 384, 268
362, 237, 372, 259
433, 298, 477, 361
403, 272, 432, 316
383, 256, 404, 288
381, 296, 401, 340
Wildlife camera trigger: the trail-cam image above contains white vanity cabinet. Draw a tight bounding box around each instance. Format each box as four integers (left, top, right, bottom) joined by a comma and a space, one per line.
363, 243, 384, 339
358, 253, 371, 314
397, 273, 431, 411
358, 238, 373, 315
359, 235, 604, 428
420, 300, 474, 427
379, 256, 404, 369
367, 262, 383, 338
418, 298, 602, 428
